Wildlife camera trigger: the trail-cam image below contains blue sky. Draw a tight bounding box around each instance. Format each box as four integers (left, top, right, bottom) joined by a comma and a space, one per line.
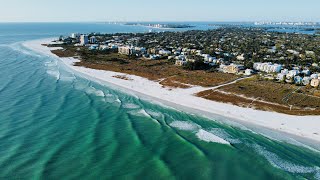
1, 0, 319, 22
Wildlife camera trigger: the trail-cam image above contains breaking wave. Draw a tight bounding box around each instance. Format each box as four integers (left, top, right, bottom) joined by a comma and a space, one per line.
46, 69, 60, 81
145, 109, 163, 119
85, 86, 105, 97
122, 103, 140, 109
128, 109, 151, 118
169, 121, 200, 131
196, 129, 231, 145
210, 128, 242, 144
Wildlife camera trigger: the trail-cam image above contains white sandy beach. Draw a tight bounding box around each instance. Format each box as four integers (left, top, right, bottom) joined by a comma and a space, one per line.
23, 38, 320, 144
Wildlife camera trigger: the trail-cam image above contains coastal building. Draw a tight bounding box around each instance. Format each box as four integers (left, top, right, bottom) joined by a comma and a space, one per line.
286, 76, 294, 83
175, 60, 186, 66
223, 64, 244, 74
168, 56, 174, 60
302, 77, 311, 86
108, 43, 119, 49
253, 62, 282, 73
80, 35, 89, 45
208, 57, 216, 63
90, 36, 97, 44
99, 45, 109, 51
71, 33, 80, 39
302, 70, 311, 76
287, 70, 300, 78
236, 54, 245, 61
287, 49, 299, 55
89, 45, 99, 50
245, 69, 254, 76
311, 79, 320, 87
159, 49, 172, 56
134, 47, 147, 54
281, 69, 289, 75
310, 74, 319, 79
294, 76, 303, 85
118, 46, 135, 55
306, 51, 315, 57
277, 73, 286, 81
149, 54, 160, 60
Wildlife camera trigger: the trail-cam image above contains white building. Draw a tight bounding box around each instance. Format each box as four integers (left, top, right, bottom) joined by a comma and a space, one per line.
286, 70, 300, 78
118, 46, 135, 55
287, 49, 299, 55
71, 33, 80, 39
99, 45, 109, 51
159, 50, 172, 56
223, 64, 244, 74
302, 77, 311, 86
301, 70, 311, 76
310, 74, 318, 79
294, 76, 303, 85
245, 69, 254, 76
175, 60, 187, 66
253, 62, 282, 73
277, 73, 286, 81
306, 51, 315, 56
236, 54, 245, 61
281, 69, 289, 75
311, 79, 320, 87
80, 35, 89, 45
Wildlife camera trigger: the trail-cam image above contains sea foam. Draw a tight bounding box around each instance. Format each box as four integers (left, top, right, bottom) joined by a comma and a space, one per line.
210, 128, 242, 144
145, 109, 163, 118
251, 144, 318, 175
128, 109, 151, 118
196, 129, 231, 145
169, 121, 199, 131
46, 70, 60, 80
122, 103, 140, 109
85, 87, 105, 97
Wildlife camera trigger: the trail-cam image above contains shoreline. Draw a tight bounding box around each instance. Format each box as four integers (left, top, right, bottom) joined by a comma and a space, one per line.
23, 38, 320, 148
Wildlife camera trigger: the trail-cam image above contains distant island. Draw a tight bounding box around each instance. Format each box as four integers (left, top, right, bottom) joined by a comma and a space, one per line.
125, 23, 195, 29
254, 22, 320, 26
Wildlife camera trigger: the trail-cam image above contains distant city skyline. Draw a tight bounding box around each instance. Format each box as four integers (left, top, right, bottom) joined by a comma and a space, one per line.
1, 0, 319, 22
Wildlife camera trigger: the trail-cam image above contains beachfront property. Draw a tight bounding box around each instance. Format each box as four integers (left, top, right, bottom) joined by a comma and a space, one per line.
253, 62, 282, 73
118, 46, 135, 55
59, 28, 320, 89
80, 35, 89, 45
158, 49, 172, 56
294, 76, 303, 85
311, 79, 320, 87
222, 64, 244, 74
175, 60, 187, 66
302, 77, 312, 86
245, 69, 254, 76
89, 36, 97, 44
71, 33, 80, 39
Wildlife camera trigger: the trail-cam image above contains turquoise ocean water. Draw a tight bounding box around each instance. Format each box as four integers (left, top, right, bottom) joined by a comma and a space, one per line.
0, 23, 320, 179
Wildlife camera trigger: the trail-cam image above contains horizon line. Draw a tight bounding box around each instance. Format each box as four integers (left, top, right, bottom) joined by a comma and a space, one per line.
0, 20, 320, 23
